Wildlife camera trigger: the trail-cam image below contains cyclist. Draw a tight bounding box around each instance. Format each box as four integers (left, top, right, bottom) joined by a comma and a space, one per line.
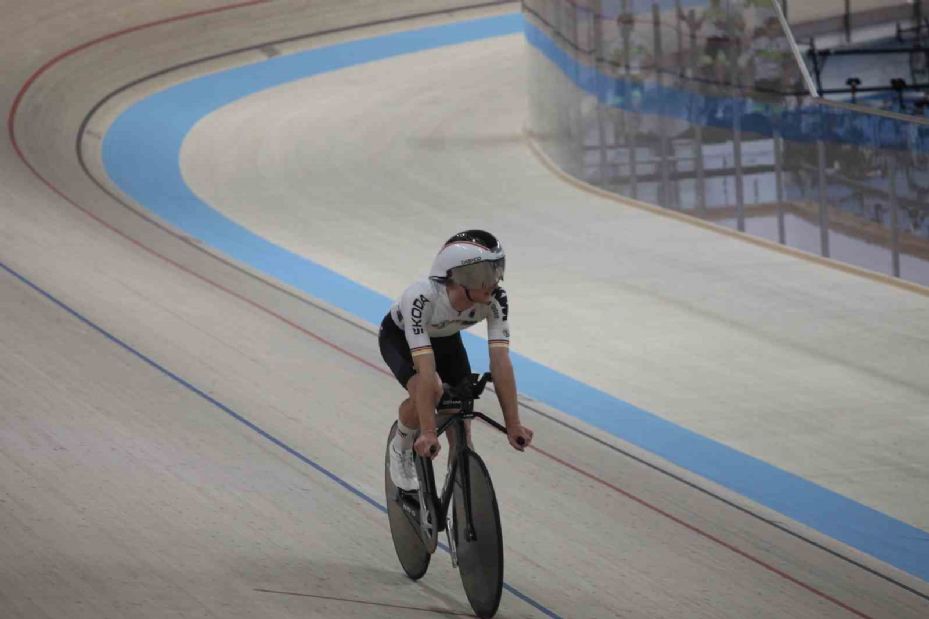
379, 230, 534, 491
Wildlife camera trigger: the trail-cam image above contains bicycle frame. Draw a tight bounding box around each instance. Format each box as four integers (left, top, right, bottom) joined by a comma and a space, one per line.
409, 373, 509, 545
387, 372, 512, 616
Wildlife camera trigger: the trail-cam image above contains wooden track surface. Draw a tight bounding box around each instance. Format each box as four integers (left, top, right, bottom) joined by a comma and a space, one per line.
2, 1, 928, 617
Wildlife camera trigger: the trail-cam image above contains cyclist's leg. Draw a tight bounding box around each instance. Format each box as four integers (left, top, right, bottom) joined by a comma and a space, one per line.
379, 314, 447, 434
379, 314, 423, 455
400, 372, 443, 431
433, 333, 474, 451
379, 314, 415, 386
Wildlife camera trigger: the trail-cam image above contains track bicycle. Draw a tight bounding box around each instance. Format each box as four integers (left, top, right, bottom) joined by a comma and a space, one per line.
384, 372, 523, 618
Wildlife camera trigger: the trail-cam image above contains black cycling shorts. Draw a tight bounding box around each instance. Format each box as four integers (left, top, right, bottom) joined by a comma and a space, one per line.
379, 313, 471, 390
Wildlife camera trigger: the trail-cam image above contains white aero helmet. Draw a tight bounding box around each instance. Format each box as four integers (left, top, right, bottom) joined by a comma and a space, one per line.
429, 230, 506, 290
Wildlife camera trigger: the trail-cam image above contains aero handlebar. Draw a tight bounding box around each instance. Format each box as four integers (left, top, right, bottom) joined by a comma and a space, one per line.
426, 373, 525, 454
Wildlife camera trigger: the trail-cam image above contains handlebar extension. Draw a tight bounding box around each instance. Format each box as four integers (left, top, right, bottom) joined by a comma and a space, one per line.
442, 372, 493, 402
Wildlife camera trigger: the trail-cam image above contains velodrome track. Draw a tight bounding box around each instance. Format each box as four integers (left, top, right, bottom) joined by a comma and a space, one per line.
3, 1, 929, 617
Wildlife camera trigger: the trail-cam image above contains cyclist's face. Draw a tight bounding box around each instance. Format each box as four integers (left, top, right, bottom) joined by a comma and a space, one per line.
465, 284, 496, 304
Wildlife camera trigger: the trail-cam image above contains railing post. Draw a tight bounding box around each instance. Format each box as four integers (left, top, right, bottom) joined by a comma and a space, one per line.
733, 105, 745, 230
816, 138, 831, 258
889, 154, 902, 277
844, 0, 852, 43
572, 4, 585, 177
694, 102, 706, 214
621, 0, 632, 73
683, 0, 706, 213
593, 0, 609, 187
629, 115, 639, 199
729, 6, 745, 230
620, 0, 638, 198
774, 131, 786, 244
653, 3, 673, 207
675, 0, 684, 77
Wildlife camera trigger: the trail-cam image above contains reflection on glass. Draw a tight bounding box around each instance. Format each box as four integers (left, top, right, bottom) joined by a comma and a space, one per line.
523, 0, 929, 286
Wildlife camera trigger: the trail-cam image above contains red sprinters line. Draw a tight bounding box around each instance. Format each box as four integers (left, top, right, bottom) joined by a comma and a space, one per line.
5, 0, 387, 373
7, 0, 270, 160
7, 5, 878, 618
531, 447, 876, 619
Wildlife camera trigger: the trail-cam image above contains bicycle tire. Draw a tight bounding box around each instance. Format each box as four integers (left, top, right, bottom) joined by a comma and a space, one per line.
385, 422, 430, 580
452, 449, 504, 618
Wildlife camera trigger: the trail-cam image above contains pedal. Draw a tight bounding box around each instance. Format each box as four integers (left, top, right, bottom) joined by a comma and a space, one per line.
446, 514, 458, 568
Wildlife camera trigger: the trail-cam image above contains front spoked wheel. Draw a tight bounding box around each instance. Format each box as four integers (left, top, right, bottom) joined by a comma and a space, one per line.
452, 449, 503, 618
385, 422, 430, 579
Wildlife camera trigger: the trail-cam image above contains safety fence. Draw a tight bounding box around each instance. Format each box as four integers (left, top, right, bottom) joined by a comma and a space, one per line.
523, 0, 929, 285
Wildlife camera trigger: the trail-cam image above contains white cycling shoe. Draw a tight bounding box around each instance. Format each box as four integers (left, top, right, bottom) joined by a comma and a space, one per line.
389, 441, 419, 492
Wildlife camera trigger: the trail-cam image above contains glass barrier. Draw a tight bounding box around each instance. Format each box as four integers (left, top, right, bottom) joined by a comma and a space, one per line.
523, 0, 929, 285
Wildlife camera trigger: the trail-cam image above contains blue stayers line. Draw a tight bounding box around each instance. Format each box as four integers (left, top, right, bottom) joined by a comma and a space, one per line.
0, 261, 381, 513
0, 259, 561, 619
101, 13, 929, 582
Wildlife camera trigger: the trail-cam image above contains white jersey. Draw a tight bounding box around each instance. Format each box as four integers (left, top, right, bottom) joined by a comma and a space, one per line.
389, 278, 510, 357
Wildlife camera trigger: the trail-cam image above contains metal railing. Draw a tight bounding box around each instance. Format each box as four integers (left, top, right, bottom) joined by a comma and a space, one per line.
523, 0, 929, 285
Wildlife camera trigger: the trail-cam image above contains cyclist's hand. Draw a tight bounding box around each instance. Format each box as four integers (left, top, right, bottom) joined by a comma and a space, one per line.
414, 432, 440, 459
506, 424, 533, 452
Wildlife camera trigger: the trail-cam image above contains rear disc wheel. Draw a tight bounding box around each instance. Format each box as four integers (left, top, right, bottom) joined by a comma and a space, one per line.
385, 421, 430, 579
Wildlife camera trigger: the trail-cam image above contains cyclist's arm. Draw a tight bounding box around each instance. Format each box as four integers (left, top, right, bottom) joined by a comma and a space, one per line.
486, 287, 531, 450
489, 345, 520, 429
412, 351, 439, 435
398, 284, 442, 438
486, 287, 518, 427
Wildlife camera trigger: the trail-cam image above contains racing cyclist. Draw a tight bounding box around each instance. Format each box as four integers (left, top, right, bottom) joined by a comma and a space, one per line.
379, 230, 534, 491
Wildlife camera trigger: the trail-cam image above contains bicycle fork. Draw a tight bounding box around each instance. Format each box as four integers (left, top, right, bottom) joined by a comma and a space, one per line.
441, 450, 479, 569
441, 456, 460, 568
415, 456, 439, 551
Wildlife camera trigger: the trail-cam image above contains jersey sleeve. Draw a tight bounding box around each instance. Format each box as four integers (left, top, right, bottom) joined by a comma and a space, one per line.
487, 287, 510, 349
398, 282, 435, 357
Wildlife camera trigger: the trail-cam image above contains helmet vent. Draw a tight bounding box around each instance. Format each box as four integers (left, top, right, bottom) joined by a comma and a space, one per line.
444, 229, 499, 251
